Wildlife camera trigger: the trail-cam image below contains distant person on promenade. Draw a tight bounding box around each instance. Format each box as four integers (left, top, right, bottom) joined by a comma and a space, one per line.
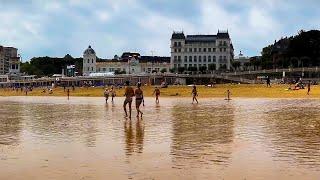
110, 85, 116, 103
153, 87, 161, 103
192, 85, 198, 104
307, 80, 311, 95
104, 88, 110, 103
124, 81, 135, 118
266, 76, 271, 87
135, 82, 144, 117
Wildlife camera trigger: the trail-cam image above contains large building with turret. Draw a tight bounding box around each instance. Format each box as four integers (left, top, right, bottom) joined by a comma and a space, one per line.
170, 31, 234, 71
82, 46, 170, 76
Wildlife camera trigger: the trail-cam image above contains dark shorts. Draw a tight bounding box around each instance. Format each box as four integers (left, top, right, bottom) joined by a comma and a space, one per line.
135, 98, 143, 106
124, 97, 133, 104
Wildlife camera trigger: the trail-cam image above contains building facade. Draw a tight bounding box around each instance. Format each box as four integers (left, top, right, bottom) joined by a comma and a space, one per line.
82, 46, 170, 76
170, 31, 234, 72
0, 46, 20, 75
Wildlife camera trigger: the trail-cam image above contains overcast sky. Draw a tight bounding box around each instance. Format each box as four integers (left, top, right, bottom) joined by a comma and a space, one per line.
1, 0, 319, 61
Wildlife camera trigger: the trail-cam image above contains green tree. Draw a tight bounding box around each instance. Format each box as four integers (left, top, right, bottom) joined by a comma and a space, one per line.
178, 67, 185, 74
160, 68, 167, 73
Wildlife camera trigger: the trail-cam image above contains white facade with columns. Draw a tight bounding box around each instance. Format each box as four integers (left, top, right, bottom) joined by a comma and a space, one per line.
82, 45, 97, 76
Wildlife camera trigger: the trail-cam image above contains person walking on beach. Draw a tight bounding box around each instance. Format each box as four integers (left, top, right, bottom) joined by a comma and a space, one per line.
135, 82, 144, 117
110, 85, 116, 103
307, 80, 311, 95
266, 76, 271, 87
226, 89, 231, 101
67, 89, 70, 100
153, 87, 161, 103
124, 81, 135, 118
104, 88, 110, 103
192, 85, 198, 104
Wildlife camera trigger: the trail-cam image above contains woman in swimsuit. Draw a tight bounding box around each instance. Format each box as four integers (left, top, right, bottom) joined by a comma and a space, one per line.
135, 82, 144, 117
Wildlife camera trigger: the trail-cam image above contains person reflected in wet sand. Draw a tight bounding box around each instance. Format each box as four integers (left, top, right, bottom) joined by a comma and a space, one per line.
123, 81, 135, 118
192, 85, 198, 104
153, 87, 161, 104
135, 82, 144, 117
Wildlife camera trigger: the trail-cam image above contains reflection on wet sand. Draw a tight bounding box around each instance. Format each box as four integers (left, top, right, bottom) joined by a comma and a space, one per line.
124, 118, 145, 156
0, 103, 22, 145
1, 97, 320, 179
19, 103, 100, 147
263, 102, 320, 168
171, 103, 235, 167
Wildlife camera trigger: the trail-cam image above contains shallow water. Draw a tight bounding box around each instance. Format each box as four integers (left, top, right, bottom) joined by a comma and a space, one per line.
0, 97, 320, 179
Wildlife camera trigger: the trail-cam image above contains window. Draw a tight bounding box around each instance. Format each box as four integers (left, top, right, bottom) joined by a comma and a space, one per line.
199, 56, 202, 62
184, 64, 187, 68
174, 49, 177, 52
223, 41, 227, 46
203, 56, 206, 62
91, 67, 93, 71
213, 56, 216, 62
184, 48, 187, 52
92, 59, 93, 63
174, 56, 177, 62
219, 56, 222, 62
208, 56, 211, 62
189, 64, 192, 67
208, 48, 211, 52
203, 48, 207, 52
178, 56, 181, 62
220, 48, 223, 52
178, 48, 181, 52
194, 56, 197, 62
194, 48, 197, 52
87, 67, 89, 71
213, 48, 216, 52
87, 59, 89, 63
174, 42, 177, 46
178, 42, 181, 46
224, 48, 226, 52
189, 48, 192, 52
199, 48, 201, 52
189, 56, 192, 62
103, 68, 106, 71
184, 56, 187, 62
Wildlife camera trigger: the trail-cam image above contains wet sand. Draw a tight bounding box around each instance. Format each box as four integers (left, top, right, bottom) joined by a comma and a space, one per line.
0, 96, 320, 179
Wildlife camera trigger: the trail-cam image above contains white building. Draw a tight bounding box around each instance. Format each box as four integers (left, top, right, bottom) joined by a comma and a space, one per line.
170, 31, 234, 72
234, 51, 250, 71
82, 45, 97, 76
82, 46, 171, 76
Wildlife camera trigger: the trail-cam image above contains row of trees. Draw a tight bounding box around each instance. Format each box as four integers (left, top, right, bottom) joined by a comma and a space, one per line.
21, 54, 83, 77
258, 30, 320, 69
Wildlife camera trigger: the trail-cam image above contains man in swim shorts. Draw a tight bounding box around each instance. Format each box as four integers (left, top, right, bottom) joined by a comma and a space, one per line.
123, 81, 135, 118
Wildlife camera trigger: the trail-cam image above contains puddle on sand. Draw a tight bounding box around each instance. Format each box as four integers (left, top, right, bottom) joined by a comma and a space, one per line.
0, 96, 320, 179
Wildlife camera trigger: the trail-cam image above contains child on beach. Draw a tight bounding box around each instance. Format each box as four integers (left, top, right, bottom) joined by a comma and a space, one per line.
135, 82, 144, 117
153, 87, 161, 103
226, 89, 231, 100
123, 81, 135, 118
192, 85, 198, 104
